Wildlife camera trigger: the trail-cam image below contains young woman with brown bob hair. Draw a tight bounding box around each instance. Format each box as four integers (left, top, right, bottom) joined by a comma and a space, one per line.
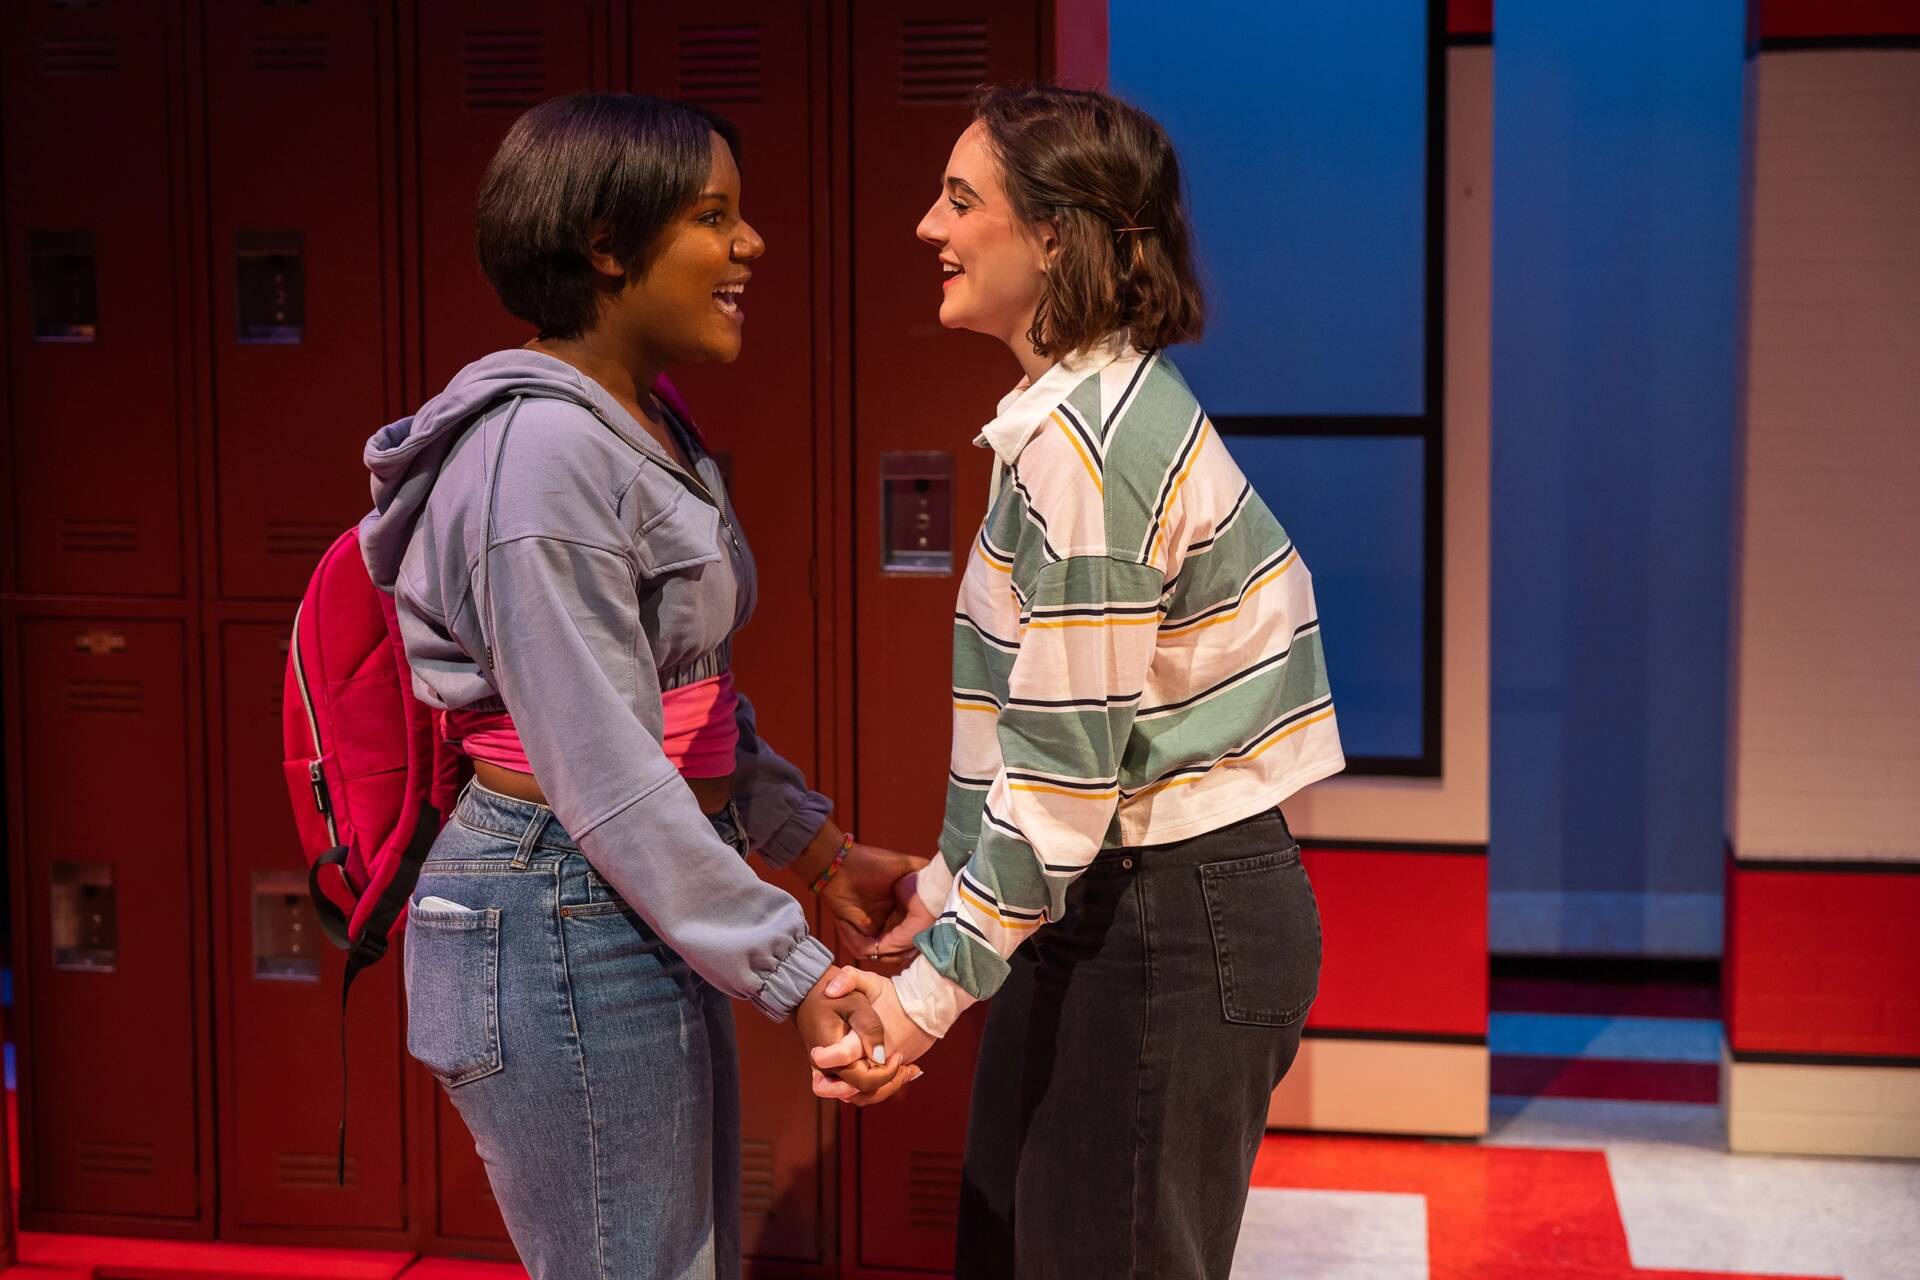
812, 84, 1346, 1277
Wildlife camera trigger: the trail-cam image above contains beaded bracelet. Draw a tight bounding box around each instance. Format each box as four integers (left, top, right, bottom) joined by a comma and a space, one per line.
809, 831, 855, 894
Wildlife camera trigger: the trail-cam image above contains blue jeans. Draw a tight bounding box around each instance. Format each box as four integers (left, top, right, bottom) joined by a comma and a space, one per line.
405, 781, 748, 1279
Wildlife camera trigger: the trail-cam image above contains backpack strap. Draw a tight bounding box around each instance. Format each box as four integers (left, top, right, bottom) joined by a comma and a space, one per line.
331, 801, 439, 1185
307, 846, 355, 951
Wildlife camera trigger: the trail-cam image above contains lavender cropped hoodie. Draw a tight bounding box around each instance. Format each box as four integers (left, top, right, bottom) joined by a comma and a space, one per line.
360, 349, 832, 1019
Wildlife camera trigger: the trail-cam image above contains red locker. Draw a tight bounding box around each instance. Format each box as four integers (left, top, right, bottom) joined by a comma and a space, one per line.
204, 0, 399, 601
1, 1, 189, 597
5, 610, 208, 1234
415, 0, 606, 393
846, 1, 1041, 1271
429, 1091, 513, 1249
211, 619, 410, 1242
635, 7, 839, 1260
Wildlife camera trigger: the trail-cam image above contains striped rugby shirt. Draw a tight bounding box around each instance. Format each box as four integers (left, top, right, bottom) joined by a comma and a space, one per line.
892, 337, 1346, 1038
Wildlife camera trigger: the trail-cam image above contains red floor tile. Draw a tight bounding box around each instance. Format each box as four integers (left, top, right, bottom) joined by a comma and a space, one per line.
1251, 1133, 1835, 1280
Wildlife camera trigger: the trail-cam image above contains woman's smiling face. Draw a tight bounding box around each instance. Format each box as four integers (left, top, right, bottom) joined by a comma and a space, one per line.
915, 121, 1054, 351
610, 131, 764, 366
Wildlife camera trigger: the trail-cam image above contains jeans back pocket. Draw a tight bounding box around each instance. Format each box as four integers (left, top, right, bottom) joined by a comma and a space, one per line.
1199, 847, 1322, 1026
403, 901, 505, 1087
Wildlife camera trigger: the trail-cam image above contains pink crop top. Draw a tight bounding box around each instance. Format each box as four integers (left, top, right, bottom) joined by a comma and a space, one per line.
444, 670, 741, 780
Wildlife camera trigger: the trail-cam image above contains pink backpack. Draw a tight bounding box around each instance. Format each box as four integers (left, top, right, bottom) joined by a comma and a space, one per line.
281, 374, 699, 1179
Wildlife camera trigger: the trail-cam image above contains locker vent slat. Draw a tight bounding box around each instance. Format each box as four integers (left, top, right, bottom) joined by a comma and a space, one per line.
279, 1152, 359, 1189
250, 31, 329, 73
61, 516, 138, 555
899, 20, 987, 106
464, 28, 544, 110
906, 1149, 963, 1228
66, 677, 143, 717
41, 37, 118, 76
78, 1140, 156, 1176
741, 1137, 775, 1215
677, 25, 763, 108
264, 520, 338, 558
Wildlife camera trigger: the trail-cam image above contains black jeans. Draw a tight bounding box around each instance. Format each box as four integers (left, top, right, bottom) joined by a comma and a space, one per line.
955, 809, 1320, 1280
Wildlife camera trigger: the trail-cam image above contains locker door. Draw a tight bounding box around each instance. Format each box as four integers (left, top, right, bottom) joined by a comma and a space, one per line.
1, 1, 186, 596
13, 617, 200, 1224
633, 2, 830, 1262
417, 0, 602, 391
847, 1, 1040, 1269
215, 622, 407, 1237
434, 1092, 511, 1246
205, 0, 396, 600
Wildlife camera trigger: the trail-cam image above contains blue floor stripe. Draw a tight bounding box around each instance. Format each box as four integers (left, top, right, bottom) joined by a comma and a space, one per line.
1489, 1012, 1725, 1064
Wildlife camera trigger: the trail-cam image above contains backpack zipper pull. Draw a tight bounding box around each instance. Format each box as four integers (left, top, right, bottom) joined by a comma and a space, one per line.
309, 760, 333, 819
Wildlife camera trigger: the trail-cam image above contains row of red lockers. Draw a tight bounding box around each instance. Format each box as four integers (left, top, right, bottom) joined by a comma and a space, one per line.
0, 4, 1500, 1272
3, 1, 1059, 1270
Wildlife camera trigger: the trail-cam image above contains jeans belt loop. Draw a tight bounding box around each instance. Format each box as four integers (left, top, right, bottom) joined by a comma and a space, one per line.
511, 808, 550, 870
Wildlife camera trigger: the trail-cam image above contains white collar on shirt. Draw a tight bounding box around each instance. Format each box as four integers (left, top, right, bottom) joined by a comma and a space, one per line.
973, 333, 1135, 468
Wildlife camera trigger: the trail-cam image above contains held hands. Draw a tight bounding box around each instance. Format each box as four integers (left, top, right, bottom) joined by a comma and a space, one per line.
807, 967, 937, 1106
794, 965, 917, 1095
819, 840, 930, 958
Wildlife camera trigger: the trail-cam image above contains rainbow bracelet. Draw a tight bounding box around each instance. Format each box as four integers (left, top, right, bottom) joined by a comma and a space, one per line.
809, 831, 855, 894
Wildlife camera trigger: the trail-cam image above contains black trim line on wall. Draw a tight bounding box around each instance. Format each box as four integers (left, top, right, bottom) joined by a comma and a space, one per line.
1215, 0, 1449, 780
1757, 35, 1920, 52
1304, 1027, 1487, 1047
1733, 1050, 1920, 1070
1733, 858, 1920, 876
1303, 837, 1487, 856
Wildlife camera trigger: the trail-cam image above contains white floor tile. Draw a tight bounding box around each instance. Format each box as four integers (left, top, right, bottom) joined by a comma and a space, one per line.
1231, 1187, 1429, 1280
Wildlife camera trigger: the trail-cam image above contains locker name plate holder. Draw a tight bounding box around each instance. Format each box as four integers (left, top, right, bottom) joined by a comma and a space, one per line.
253, 869, 321, 982
880, 452, 953, 575
30, 230, 97, 343
236, 230, 305, 344
51, 862, 116, 972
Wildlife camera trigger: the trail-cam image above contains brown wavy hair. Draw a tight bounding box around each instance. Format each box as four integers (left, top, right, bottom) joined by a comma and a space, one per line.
974, 83, 1205, 360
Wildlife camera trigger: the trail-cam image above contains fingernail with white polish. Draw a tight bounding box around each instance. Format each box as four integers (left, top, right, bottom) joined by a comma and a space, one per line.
872, 1045, 887, 1065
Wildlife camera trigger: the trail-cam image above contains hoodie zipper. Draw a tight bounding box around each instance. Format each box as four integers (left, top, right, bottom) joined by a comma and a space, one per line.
289, 602, 340, 847
586, 403, 743, 556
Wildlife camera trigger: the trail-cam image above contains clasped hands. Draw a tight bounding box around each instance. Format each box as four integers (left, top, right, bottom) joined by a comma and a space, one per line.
791, 832, 942, 1105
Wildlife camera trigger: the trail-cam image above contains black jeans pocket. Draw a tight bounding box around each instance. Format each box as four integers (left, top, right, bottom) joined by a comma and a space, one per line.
1199, 846, 1322, 1026
403, 901, 505, 1087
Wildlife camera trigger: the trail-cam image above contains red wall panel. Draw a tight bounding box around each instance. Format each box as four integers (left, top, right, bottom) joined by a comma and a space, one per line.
847, 1, 1041, 1270
1, 1, 187, 597
213, 621, 409, 1240
1726, 863, 1920, 1059
204, 0, 397, 600
8, 613, 204, 1228
1759, 1, 1920, 38
1302, 848, 1489, 1039
416, 1, 603, 392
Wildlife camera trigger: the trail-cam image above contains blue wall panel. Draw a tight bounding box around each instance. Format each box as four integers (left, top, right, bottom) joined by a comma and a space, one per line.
1232, 435, 1426, 762
1111, 0, 1429, 416
1489, 1, 1747, 955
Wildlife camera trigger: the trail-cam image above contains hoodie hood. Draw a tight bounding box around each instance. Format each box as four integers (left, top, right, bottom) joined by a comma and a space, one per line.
359, 349, 601, 589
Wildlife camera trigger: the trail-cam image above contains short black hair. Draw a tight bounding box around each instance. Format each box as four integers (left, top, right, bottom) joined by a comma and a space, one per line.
475, 93, 740, 341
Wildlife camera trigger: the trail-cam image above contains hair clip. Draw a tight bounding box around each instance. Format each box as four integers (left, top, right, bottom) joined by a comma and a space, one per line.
1115, 224, 1155, 233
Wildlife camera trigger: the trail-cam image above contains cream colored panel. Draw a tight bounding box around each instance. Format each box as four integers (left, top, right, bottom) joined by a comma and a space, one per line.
1269, 1037, 1489, 1138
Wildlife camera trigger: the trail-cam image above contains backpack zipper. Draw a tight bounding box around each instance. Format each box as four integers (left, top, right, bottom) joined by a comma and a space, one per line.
289, 602, 340, 846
